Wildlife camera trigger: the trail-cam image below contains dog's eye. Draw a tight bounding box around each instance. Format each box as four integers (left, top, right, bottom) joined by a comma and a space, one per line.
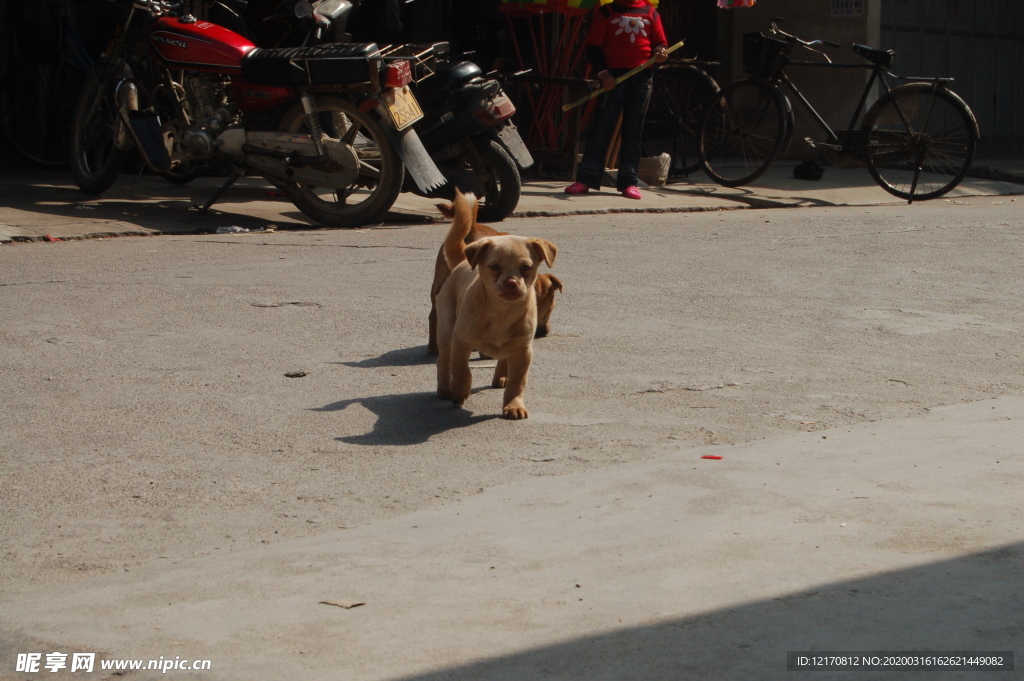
520, 264, 532, 274
489, 263, 501, 273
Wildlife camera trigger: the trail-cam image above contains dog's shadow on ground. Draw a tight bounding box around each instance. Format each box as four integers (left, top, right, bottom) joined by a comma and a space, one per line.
336, 345, 436, 369
315, 390, 496, 446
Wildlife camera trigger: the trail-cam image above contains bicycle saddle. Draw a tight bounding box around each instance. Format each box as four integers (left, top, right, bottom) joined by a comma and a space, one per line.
241, 43, 381, 85
852, 43, 895, 70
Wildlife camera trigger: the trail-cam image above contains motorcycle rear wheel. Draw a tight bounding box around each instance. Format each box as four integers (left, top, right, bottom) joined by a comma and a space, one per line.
279, 95, 404, 228
70, 61, 130, 195
469, 138, 521, 223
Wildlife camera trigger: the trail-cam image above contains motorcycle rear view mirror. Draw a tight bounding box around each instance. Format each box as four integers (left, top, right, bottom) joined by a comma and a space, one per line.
313, 0, 352, 21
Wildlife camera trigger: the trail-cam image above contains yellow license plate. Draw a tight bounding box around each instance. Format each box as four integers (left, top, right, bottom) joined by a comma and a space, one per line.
383, 85, 424, 131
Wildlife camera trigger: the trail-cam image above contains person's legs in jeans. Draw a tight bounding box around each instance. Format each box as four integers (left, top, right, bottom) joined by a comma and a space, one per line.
574, 84, 627, 190
615, 70, 653, 191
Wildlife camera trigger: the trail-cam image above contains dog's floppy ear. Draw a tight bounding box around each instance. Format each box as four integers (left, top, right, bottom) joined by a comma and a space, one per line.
530, 239, 558, 268
435, 201, 456, 220
464, 237, 493, 270
539, 273, 563, 293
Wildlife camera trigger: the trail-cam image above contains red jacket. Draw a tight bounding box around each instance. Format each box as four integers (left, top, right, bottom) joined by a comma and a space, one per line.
584, 0, 668, 71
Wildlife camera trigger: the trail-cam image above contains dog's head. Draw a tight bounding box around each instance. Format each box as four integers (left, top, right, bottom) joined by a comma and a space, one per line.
533, 274, 563, 338
465, 235, 558, 303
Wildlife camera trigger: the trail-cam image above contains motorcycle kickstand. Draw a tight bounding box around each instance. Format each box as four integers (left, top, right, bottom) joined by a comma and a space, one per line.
196, 169, 241, 214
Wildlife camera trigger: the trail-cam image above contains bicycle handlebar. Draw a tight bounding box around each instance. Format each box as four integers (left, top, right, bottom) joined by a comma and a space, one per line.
769, 19, 841, 50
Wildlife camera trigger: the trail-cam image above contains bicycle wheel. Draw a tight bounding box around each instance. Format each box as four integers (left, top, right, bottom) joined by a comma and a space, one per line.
644, 65, 720, 177
70, 61, 130, 194
863, 83, 977, 202
699, 79, 788, 187
0, 60, 85, 166
278, 94, 404, 228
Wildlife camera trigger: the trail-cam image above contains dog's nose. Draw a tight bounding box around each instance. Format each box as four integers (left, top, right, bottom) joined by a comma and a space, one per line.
503, 277, 520, 291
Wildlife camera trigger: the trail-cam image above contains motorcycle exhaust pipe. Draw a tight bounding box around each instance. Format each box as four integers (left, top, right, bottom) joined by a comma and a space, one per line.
114, 78, 171, 172
112, 79, 138, 151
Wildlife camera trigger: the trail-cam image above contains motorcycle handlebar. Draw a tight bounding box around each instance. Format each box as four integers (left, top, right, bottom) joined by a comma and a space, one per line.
132, 0, 181, 17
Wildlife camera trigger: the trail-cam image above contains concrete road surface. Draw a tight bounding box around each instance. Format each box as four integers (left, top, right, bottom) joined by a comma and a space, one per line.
1, 200, 1022, 680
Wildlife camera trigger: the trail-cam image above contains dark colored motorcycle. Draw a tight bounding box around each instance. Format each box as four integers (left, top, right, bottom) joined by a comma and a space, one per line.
251, 0, 533, 221
412, 56, 533, 222
70, 0, 447, 228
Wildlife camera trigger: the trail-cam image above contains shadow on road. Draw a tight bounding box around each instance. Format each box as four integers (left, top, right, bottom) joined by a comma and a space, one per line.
0, 169, 435, 234
338, 345, 436, 368
389, 542, 1022, 680
315, 390, 498, 446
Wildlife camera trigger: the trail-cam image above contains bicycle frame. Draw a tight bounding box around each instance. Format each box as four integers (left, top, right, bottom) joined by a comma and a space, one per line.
766, 56, 955, 154
699, 20, 979, 201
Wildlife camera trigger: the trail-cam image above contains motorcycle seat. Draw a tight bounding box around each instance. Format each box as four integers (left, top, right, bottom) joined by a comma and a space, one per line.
241, 43, 381, 85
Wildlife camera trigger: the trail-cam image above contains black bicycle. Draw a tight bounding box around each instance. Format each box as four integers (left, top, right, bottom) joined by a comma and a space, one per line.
0, 1, 95, 167
697, 19, 979, 202
643, 58, 721, 178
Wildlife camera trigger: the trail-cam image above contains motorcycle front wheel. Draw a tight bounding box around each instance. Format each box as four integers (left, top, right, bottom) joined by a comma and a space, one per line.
278, 95, 404, 228
70, 61, 131, 194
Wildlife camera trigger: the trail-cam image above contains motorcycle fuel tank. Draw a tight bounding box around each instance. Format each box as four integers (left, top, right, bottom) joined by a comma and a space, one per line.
148, 16, 256, 74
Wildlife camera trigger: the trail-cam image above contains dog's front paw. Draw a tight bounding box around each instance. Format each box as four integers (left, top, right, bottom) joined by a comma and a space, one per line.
437, 387, 452, 400
502, 399, 528, 420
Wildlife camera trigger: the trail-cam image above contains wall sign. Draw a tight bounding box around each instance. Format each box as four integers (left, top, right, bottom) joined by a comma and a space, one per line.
831, 0, 864, 16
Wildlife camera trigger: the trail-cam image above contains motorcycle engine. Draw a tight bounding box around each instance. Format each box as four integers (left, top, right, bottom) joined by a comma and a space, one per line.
171, 74, 235, 160
183, 73, 230, 121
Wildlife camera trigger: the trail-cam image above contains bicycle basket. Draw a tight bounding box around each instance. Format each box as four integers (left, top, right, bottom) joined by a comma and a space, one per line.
743, 32, 789, 76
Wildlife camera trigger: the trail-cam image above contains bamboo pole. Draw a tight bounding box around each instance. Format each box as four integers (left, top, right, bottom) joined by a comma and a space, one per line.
561, 40, 685, 112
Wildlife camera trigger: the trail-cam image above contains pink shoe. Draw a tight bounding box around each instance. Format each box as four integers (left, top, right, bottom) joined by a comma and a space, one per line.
564, 182, 589, 195
621, 186, 642, 200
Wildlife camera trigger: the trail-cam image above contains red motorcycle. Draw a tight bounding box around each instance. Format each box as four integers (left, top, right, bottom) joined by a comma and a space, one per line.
70, 0, 447, 227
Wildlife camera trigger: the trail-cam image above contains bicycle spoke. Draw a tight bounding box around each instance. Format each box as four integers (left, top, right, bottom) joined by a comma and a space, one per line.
865, 84, 976, 202
646, 65, 721, 177
700, 79, 786, 187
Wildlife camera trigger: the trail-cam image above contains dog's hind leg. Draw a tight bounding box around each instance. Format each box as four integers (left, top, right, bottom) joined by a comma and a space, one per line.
427, 306, 439, 355
492, 359, 508, 389
436, 323, 454, 399
449, 338, 474, 407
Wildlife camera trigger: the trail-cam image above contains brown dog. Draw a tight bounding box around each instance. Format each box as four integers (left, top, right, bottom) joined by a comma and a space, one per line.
434, 191, 558, 419
428, 207, 562, 355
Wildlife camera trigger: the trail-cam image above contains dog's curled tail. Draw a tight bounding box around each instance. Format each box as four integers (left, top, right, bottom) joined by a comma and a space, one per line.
442, 190, 478, 270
